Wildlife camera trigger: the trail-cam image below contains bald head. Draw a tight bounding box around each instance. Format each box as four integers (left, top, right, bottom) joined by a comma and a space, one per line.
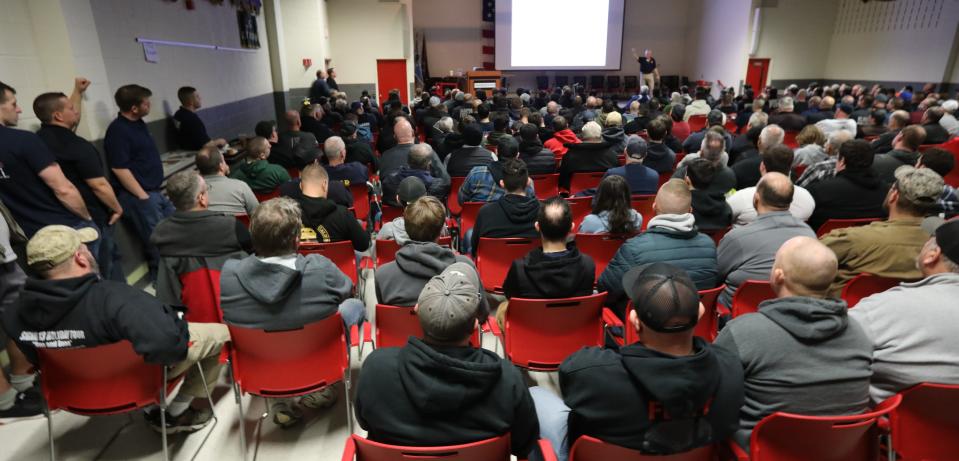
654, 179, 693, 215
755, 172, 794, 212
771, 237, 838, 298
284, 110, 301, 130
394, 118, 414, 144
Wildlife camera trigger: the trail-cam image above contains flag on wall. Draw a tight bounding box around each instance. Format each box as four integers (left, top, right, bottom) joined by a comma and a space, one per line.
481, 0, 495, 70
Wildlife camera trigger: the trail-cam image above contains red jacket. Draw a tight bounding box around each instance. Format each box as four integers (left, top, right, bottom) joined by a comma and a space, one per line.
671, 121, 692, 142
544, 129, 581, 157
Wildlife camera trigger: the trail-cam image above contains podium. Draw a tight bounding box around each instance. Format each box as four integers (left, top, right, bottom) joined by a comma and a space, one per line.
466, 70, 502, 98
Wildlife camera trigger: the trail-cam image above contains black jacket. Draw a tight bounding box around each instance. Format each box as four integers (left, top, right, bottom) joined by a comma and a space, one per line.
297, 196, 370, 251
559, 339, 744, 454
345, 137, 378, 172
872, 149, 920, 183
768, 112, 807, 132
871, 129, 900, 154
470, 194, 540, 256
732, 154, 762, 190
807, 169, 890, 231
518, 140, 557, 176
3, 274, 189, 365
355, 337, 539, 456
922, 123, 951, 145
502, 242, 595, 300
644, 143, 676, 174
446, 146, 495, 177
559, 142, 619, 189
301, 116, 334, 145
273, 131, 320, 170
691, 189, 733, 231
280, 178, 353, 208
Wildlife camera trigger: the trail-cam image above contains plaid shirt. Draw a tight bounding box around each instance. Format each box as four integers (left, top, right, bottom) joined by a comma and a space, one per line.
941, 185, 958, 214
458, 164, 536, 205
796, 157, 838, 188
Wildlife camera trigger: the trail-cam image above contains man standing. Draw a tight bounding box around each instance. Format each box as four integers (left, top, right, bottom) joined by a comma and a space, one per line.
173, 87, 227, 150
326, 68, 339, 91
632, 48, 659, 93
309, 69, 331, 103
105, 84, 174, 282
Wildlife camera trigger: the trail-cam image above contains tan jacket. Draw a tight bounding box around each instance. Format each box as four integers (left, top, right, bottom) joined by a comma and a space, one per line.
820, 218, 928, 297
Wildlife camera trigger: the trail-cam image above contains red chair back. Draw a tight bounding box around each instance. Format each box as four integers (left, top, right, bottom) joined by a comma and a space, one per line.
657, 173, 673, 189
350, 183, 371, 222
625, 285, 725, 344
531, 173, 560, 198
917, 144, 937, 153
375, 236, 452, 267
298, 240, 359, 286
939, 137, 959, 187
687, 115, 708, 133
448, 177, 467, 216
39, 341, 162, 415
816, 218, 881, 238
287, 167, 300, 179
574, 233, 629, 282
630, 195, 656, 231
374, 304, 480, 349
228, 313, 348, 398
475, 238, 541, 293
569, 172, 606, 195
792, 164, 807, 179
569, 435, 716, 461
178, 268, 223, 323
701, 227, 730, 246
235, 214, 250, 228
380, 205, 403, 224
342, 434, 510, 461
254, 188, 281, 202
724, 116, 739, 134
459, 202, 485, 236
841, 273, 902, 308
503, 293, 608, 370
890, 383, 959, 461
567, 197, 592, 230
731, 280, 775, 318
783, 130, 799, 148
747, 394, 901, 461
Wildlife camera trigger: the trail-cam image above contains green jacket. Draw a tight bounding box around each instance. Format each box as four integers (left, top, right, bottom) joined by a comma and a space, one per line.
229, 160, 290, 193
820, 218, 927, 297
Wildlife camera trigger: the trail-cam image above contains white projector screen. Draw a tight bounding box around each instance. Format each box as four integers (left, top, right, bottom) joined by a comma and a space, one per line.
494, 0, 625, 70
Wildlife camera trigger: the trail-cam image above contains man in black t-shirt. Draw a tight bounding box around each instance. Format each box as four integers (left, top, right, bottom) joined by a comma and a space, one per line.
632, 48, 660, 92
173, 86, 227, 150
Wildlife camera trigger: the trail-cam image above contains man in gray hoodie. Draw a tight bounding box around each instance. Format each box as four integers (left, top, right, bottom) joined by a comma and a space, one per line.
715, 236, 872, 448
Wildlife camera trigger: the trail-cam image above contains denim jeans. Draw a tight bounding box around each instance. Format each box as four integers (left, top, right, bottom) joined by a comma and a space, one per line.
96, 223, 125, 282
529, 386, 571, 461
118, 190, 174, 281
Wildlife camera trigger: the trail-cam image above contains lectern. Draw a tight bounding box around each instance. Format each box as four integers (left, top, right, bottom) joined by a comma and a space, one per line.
466, 70, 502, 98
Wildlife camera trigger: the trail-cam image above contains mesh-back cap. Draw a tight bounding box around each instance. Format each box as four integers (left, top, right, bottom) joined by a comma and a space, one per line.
622, 263, 700, 333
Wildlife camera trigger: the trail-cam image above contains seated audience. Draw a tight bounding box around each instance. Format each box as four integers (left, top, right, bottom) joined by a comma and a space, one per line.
322, 136, 368, 186
300, 103, 334, 145
4, 225, 229, 433
727, 145, 815, 227
534, 263, 743, 461
579, 175, 643, 234
732, 124, 786, 190
682, 110, 732, 155
683, 88, 712, 121
230, 136, 291, 193
379, 119, 449, 184
445, 124, 495, 177
915, 148, 957, 214
792, 124, 828, 167
459, 138, 536, 204
517, 123, 557, 175
195, 145, 258, 216
173, 86, 226, 150
805, 95, 836, 124
796, 129, 855, 188
715, 236, 872, 448
728, 112, 767, 162
220, 197, 364, 427
273, 112, 321, 170
941, 99, 959, 136
872, 125, 926, 183
376, 196, 476, 306
601, 111, 626, 154
921, 107, 951, 145
602, 138, 659, 196
382, 144, 450, 207
379, 177, 446, 244
642, 118, 677, 173
675, 129, 732, 171
815, 103, 857, 138
871, 110, 910, 154
356, 263, 538, 457
341, 121, 378, 172
599, 180, 718, 315
469, 158, 540, 256
485, 114, 514, 150
668, 105, 691, 142
849, 217, 959, 402
768, 96, 806, 132
820, 166, 942, 296
295, 164, 370, 252
717, 173, 816, 307
858, 110, 889, 139
684, 158, 733, 231
806, 139, 889, 231
558, 121, 618, 189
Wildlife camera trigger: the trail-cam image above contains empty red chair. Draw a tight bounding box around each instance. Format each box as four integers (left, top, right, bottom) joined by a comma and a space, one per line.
727, 394, 902, 461
624, 285, 725, 344
448, 177, 467, 216
840, 273, 903, 308
374, 304, 480, 349
889, 383, 959, 461
375, 236, 453, 267
298, 240, 359, 287
730, 280, 775, 318
475, 238, 540, 293
501, 293, 610, 370
568, 172, 606, 195
782, 131, 799, 148
687, 115, 708, 133
569, 435, 716, 461
341, 434, 511, 461
816, 218, 881, 238
531, 173, 560, 198
575, 233, 629, 282
459, 202, 485, 236
253, 188, 281, 202
350, 183, 372, 224
567, 196, 592, 229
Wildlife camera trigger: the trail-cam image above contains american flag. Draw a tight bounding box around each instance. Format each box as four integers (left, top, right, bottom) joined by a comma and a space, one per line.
481, 0, 495, 70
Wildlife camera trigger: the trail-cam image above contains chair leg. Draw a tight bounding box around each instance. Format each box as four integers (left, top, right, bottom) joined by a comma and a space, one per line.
187, 362, 218, 461
344, 368, 354, 435
45, 405, 55, 461
160, 368, 170, 461
231, 365, 247, 461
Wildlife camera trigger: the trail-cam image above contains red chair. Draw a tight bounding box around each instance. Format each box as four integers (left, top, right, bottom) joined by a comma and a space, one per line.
179, 268, 224, 324
287, 167, 300, 179
373, 303, 480, 349
792, 164, 807, 179
783, 131, 799, 148
816, 218, 881, 238
917, 144, 938, 152
531, 173, 560, 198
229, 314, 352, 454
730, 280, 775, 318
575, 233, 630, 282
501, 293, 611, 370
459, 201, 485, 236
235, 214, 250, 228
624, 285, 725, 344
475, 238, 541, 293
298, 240, 360, 287
341, 434, 513, 461
375, 236, 452, 267
889, 383, 959, 461
701, 227, 730, 246
840, 273, 902, 308
687, 115, 708, 133
380, 204, 403, 225
724, 116, 739, 134
448, 176, 467, 216
569, 435, 716, 461
254, 188, 281, 202
349, 183, 372, 226
938, 137, 959, 187
657, 173, 673, 189
568, 172, 606, 195
727, 394, 902, 461
567, 196, 592, 229
630, 195, 656, 231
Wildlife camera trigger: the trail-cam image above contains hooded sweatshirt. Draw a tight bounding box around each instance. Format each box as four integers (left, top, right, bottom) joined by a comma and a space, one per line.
690, 188, 733, 231
219, 253, 353, 330
470, 194, 541, 257
544, 128, 580, 157
714, 296, 872, 447
375, 241, 478, 308
355, 337, 539, 457
518, 140, 557, 175
229, 159, 291, 193
3, 274, 189, 365
644, 142, 677, 174
560, 339, 744, 454
601, 126, 627, 154
501, 242, 595, 300
807, 169, 890, 231
296, 195, 370, 251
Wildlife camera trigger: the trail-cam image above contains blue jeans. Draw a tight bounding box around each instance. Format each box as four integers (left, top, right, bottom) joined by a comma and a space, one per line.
118, 190, 174, 281
96, 223, 125, 282
530, 386, 571, 461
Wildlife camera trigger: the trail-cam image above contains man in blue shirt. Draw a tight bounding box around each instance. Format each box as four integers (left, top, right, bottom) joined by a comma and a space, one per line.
104, 84, 174, 281
603, 138, 660, 196
322, 136, 368, 187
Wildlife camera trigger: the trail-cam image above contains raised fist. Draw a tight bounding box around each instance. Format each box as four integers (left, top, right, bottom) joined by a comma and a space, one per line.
74, 78, 91, 93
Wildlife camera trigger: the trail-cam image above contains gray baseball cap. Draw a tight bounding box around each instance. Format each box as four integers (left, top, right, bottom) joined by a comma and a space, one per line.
894, 165, 944, 206
417, 263, 483, 342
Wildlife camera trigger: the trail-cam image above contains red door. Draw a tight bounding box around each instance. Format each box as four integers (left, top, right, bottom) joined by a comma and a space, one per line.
745, 58, 770, 92
376, 59, 408, 109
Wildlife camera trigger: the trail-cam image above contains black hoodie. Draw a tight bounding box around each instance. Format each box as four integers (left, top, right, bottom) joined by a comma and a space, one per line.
3, 274, 189, 365
807, 169, 890, 231
355, 337, 539, 456
470, 194, 541, 257
502, 242, 595, 299
691, 189, 733, 231
558, 141, 619, 189
559, 339, 744, 454
296, 195, 370, 251
518, 140, 557, 176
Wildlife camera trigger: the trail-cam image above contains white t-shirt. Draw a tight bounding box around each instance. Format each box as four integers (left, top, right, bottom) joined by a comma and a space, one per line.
726, 185, 816, 228
815, 118, 857, 138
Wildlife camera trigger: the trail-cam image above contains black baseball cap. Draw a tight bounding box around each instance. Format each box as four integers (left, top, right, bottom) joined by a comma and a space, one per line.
622, 263, 700, 333
922, 217, 959, 263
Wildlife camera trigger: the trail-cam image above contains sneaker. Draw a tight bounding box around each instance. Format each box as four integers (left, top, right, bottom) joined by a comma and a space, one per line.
271, 401, 302, 429
145, 407, 213, 434
299, 387, 337, 410
0, 390, 44, 421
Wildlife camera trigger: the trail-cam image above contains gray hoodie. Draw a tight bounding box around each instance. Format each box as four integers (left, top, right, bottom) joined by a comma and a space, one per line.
219, 253, 353, 330
715, 296, 872, 447
375, 242, 480, 309
378, 217, 450, 246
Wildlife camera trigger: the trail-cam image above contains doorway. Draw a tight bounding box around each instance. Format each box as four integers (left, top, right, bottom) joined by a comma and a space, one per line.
745, 58, 770, 92
376, 59, 408, 109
